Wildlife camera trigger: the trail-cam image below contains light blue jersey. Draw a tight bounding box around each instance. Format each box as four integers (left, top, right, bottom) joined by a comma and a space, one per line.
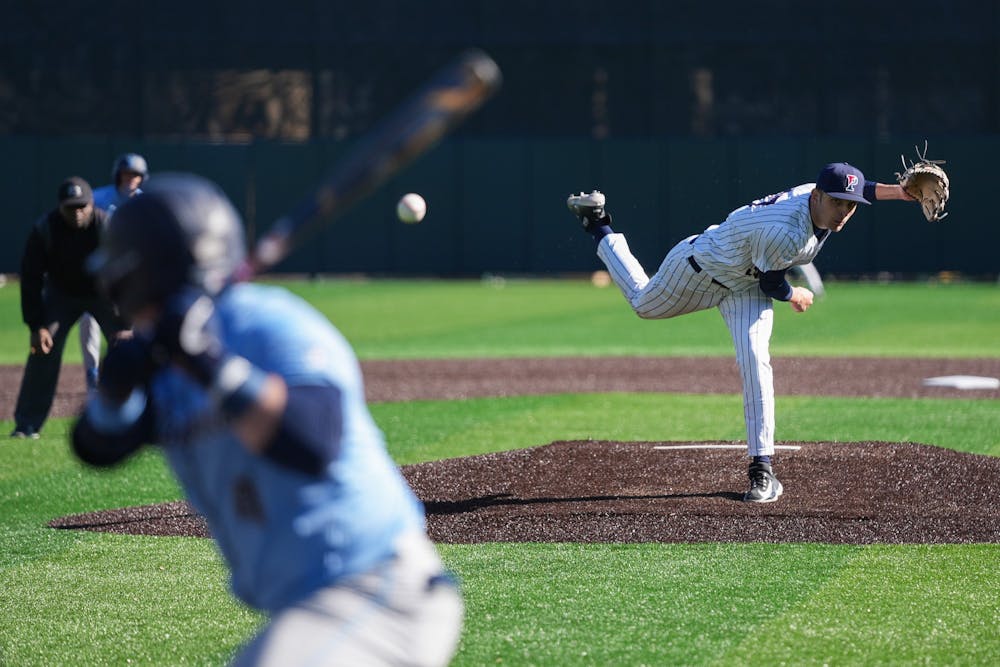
92, 184, 141, 215
150, 283, 426, 612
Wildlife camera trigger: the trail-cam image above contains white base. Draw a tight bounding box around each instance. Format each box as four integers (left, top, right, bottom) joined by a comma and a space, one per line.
922, 375, 1000, 390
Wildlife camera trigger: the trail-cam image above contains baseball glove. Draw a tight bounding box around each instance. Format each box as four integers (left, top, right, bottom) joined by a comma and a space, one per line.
895, 141, 949, 222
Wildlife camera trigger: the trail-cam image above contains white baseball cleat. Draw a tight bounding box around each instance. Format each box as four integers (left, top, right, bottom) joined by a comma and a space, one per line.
744, 462, 784, 503
567, 190, 611, 233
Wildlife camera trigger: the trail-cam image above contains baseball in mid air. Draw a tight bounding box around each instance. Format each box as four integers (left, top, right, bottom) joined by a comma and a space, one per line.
396, 193, 427, 224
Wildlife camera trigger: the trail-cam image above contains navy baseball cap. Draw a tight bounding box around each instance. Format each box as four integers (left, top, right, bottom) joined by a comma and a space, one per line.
816, 163, 870, 205
58, 176, 93, 207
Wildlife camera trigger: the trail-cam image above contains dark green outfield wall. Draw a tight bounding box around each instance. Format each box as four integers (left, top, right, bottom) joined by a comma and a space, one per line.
4, 1, 995, 276
2, 136, 992, 277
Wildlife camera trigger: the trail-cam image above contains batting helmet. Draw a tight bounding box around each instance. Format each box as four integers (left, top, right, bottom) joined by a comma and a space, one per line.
111, 153, 149, 186
89, 173, 246, 319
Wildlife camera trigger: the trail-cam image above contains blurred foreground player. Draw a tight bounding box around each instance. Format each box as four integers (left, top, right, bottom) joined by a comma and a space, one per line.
72, 174, 462, 666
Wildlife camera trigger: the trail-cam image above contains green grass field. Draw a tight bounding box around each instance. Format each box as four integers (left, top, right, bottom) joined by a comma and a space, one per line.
1, 278, 998, 665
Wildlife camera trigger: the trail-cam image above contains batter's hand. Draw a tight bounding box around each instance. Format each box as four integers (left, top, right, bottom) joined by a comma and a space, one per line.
789, 286, 814, 313
30, 328, 54, 355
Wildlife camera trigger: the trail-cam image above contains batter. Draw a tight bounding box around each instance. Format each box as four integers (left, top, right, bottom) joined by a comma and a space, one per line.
73, 174, 463, 665
568, 162, 917, 502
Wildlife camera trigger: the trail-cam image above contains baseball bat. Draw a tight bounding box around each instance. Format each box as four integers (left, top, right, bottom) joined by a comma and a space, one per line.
241, 49, 502, 278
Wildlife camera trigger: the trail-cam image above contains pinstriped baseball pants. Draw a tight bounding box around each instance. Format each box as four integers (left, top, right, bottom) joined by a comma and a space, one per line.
597, 233, 775, 457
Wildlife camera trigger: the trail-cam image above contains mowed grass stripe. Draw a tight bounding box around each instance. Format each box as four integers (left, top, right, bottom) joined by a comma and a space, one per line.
3, 280, 996, 362
1, 533, 259, 665
725, 545, 1000, 665
441, 543, 874, 666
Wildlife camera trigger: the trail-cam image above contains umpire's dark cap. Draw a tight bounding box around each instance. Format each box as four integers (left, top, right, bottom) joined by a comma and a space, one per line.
816, 163, 870, 205
58, 177, 93, 207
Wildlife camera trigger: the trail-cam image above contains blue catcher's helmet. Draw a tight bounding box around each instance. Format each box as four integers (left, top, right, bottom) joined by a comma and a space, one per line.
89, 173, 246, 319
111, 153, 149, 186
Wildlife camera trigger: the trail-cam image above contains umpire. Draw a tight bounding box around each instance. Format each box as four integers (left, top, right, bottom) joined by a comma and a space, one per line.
10, 177, 129, 438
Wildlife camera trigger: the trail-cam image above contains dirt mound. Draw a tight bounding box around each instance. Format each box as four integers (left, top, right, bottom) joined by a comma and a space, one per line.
404, 440, 1000, 544
50, 440, 1000, 545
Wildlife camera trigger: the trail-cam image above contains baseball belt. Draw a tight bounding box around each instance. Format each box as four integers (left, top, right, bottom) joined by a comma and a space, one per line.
686, 255, 727, 288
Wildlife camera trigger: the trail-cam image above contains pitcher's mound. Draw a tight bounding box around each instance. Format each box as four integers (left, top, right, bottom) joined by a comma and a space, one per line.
404, 440, 1000, 544
50, 441, 999, 545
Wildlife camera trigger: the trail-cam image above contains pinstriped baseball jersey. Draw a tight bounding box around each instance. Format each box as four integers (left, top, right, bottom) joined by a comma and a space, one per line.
592, 184, 837, 461
578, 160, 886, 501
691, 184, 829, 290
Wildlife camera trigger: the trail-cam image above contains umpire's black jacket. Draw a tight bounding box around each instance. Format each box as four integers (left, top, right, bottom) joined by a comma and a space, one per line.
20, 208, 109, 330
